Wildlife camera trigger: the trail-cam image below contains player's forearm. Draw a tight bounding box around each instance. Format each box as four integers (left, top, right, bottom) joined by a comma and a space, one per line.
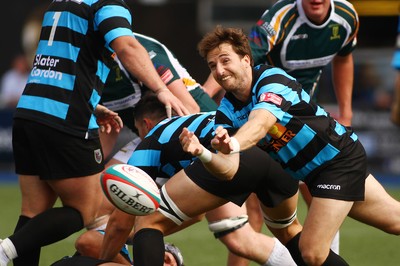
332, 54, 354, 126
99, 210, 135, 261
202, 151, 239, 181
234, 109, 276, 150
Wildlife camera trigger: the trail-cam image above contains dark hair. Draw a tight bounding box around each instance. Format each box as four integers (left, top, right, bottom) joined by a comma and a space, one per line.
133, 92, 168, 122
197, 25, 254, 66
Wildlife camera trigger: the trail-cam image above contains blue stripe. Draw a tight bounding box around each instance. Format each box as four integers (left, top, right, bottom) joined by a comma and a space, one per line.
315, 105, 327, 116
300, 90, 311, 102
334, 121, 347, 136
17, 95, 68, 119
278, 124, 315, 163
104, 28, 134, 46
96, 60, 110, 84
96, 5, 132, 25
37, 40, 80, 62
187, 114, 210, 133
161, 163, 176, 177
286, 143, 339, 180
200, 120, 214, 138
42, 11, 88, 35
158, 117, 192, 144
27, 70, 75, 91
128, 150, 161, 167
88, 90, 101, 130
350, 133, 358, 141
179, 160, 192, 169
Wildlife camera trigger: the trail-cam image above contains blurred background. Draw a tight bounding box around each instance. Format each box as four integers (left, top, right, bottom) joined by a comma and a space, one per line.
0, 0, 399, 184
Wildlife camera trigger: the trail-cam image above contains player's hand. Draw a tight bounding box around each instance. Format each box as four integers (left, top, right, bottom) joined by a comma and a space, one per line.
179, 127, 204, 156
95, 104, 123, 134
156, 88, 190, 118
211, 126, 234, 154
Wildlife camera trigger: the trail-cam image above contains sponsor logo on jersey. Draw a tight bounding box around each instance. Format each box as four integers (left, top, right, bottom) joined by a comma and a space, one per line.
31, 54, 63, 80
290, 33, 308, 40
267, 123, 296, 152
258, 20, 276, 37
316, 184, 341, 190
329, 24, 340, 40
259, 92, 282, 106
156, 65, 174, 84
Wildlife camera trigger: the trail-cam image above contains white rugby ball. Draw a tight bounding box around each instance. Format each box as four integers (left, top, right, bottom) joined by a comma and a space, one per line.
100, 164, 160, 216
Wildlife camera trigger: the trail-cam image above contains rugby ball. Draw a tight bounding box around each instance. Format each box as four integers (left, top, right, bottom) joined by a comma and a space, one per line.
100, 164, 160, 216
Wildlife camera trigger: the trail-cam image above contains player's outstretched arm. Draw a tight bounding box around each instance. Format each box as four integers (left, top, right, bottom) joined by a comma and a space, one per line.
179, 127, 239, 180
111, 36, 189, 117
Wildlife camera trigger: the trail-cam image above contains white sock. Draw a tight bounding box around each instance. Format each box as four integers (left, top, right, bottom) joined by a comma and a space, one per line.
0, 240, 10, 266
331, 231, 340, 254
1, 238, 17, 260
263, 237, 297, 266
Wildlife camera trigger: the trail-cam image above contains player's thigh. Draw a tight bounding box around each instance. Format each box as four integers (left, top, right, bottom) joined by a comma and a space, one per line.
19, 175, 58, 216
349, 174, 400, 233
301, 197, 352, 252
48, 173, 103, 225
164, 169, 228, 217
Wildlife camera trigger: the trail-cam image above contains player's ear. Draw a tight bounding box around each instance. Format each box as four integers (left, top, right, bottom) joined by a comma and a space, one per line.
143, 118, 155, 131
164, 252, 175, 266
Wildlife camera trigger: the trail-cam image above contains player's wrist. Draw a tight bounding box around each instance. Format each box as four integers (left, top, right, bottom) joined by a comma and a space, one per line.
230, 137, 240, 154
155, 88, 169, 95
197, 147, 212, 163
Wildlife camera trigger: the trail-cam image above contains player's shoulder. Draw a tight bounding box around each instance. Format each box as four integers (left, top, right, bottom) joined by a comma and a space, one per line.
333, 0, 359, 23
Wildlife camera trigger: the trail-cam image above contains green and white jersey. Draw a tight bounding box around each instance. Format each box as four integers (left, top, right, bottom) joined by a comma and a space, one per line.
249, 0, 359, 93
134, 32, 201, 92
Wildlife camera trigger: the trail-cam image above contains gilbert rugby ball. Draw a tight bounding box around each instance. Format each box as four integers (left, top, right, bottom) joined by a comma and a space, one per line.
100, 164, 160, 216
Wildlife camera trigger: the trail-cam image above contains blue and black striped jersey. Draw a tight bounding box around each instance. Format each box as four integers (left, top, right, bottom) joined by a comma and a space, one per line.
215, 65, 358, 180
128, 112, 215, 184
14, 0, 134, 139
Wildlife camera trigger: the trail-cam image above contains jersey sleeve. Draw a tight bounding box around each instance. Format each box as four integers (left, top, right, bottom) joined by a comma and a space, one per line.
95, 0, 135, 48
249, 0, 296, 66
334, 0, 359, 56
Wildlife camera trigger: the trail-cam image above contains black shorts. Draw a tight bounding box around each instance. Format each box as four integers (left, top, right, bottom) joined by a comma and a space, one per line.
184, 147, 299, 207
13, 118, 104, 180
305, 140, 368, 201
50, 256, 110, 266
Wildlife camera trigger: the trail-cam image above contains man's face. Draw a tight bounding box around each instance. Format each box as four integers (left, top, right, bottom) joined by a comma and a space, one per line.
206, 43, 251, 94
302, 0, 331, 25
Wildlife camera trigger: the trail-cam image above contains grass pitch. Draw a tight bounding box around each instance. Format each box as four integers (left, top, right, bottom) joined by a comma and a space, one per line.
0, 184, 399, 266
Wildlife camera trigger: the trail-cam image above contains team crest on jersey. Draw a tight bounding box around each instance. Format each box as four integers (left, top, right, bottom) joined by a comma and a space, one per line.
259, 92, 282, 106
329, 24, 340, 40
94, 149, 103, 164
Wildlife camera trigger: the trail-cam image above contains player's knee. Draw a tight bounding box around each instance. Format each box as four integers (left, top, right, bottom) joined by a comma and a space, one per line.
300, 250, 328, 266
75, 231, 99, 256
299, 237, 330, 266
156, 186, 191, 229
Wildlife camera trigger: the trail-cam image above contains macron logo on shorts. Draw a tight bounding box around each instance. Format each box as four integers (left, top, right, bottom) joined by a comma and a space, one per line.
316, 184, 341, 190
